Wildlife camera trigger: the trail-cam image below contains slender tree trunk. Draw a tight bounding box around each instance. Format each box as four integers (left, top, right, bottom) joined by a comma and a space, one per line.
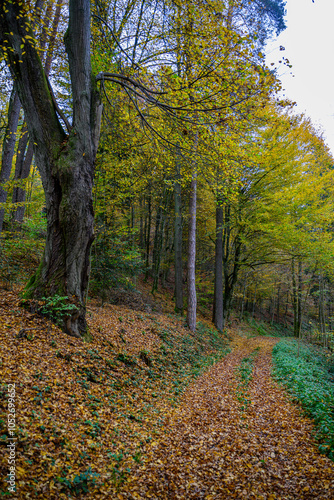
152, 187, 171, 292
297, 260, 302, 334
213, 201, 224, 330
223, 236, 241, 324
139, 196, 144, 254
271, 294, 275, 325
0, 90, 21, 233
276, 285, 281, 324
252, 289, 256, 318
144, 192, 152, 280
174, 155, 183, 314
240, 277, 247, 321
11, 126, 33, 223
187, 168, 197, 331
284, 289, 289, 328
319, 273, 326, 334
152, 190, 164, 292
292, 258, 298, 336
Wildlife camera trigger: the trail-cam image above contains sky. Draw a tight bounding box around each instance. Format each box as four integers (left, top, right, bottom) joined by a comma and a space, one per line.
265, 0, 334, 155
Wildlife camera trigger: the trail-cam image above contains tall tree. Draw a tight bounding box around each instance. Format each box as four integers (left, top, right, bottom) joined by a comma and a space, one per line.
0, 0, 102, 337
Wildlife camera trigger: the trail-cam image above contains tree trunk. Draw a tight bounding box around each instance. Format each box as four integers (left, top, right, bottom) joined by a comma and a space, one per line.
213, 202, 224, 330
11, 126, 33, 223
319, 273, 326, 334
11, 0, 62, 224
144, 192, 152, 280
0, 89, 21, 233
174, 155, 183, 314
187, 169, 197, 331
152, 189, 164, 292
223, 235, 241, 325
276, 284, 281, 324
291, 258, 297, 336
152, 186, 171, 292
240, 276, 247, 321
1, 0, 102, 338
297, 260, 302, 334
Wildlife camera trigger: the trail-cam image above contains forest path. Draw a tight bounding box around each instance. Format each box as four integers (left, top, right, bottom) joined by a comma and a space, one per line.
122, 336, 334, 499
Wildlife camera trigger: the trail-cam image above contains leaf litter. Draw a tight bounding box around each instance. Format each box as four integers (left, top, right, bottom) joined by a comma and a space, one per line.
0, 289, 334, 499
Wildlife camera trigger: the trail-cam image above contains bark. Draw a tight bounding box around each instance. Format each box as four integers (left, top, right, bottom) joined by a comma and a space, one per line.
291, 258, 297, 336
152, 186, 171, 293
297, 260, 302, 334
271, 294, 275, 325
187, 169, 197, 331
144, 192, 152, 280
240, 277, 247, 321
212, 202, 224, 330
0, 0, 102, 338
174, 154, 183, 314
319, 273, 326, 334
139, 197, 144, 253
11, 0, 62, 224
11, 128, 33, 223
152, 190, 164, 292
0, 89, 21, 233
44, 0, 63, 75
276, 285, 281, 324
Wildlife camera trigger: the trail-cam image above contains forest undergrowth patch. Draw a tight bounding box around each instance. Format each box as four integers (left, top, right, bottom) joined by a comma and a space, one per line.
272, 339, 334, 460
235, 347, 260, 413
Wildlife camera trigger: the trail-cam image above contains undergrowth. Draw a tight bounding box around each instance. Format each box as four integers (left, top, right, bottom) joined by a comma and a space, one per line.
235, 348, 260, 413
245, 317, 289, 338
272, 339, 334, 460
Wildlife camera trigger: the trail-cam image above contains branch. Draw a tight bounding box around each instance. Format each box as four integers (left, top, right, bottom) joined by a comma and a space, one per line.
46, 77, 72, 133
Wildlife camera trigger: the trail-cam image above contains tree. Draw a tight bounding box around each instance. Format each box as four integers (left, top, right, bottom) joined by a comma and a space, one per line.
0, 0, 102, 337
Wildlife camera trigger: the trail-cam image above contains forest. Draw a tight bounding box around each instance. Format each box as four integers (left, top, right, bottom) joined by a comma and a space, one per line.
1, 0, 334, 498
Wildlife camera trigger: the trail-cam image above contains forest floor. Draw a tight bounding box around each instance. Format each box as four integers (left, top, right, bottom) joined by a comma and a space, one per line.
123, 335, 334, 499
1, 286, 334, 499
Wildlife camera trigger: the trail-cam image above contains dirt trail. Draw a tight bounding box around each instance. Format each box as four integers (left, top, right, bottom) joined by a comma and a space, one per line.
121, 336, 334, 499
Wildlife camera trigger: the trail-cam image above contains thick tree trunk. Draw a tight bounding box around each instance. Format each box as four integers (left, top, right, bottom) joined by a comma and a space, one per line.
187, 170, 197, 331
212, 202, 224, 330
1, 0, 102, 338
0, 89, 21, 233
174, 157, 183, 314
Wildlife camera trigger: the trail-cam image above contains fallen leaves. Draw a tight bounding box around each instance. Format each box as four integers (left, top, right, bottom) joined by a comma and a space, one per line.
1, 289, 334, 498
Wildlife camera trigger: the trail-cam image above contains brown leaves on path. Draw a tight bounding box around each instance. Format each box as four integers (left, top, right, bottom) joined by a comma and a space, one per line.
123, 337, 334, 499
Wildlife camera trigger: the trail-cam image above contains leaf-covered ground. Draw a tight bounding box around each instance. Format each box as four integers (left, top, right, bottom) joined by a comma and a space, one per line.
1, 290, 334, 498
123, 337, 334, 499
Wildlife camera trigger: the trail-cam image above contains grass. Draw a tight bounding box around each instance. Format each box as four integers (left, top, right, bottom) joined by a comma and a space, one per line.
235, 348, 260, 413
272, 339, 334, 460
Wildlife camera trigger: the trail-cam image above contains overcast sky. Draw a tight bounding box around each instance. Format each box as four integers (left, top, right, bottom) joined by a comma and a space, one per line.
265, 0, 334, 155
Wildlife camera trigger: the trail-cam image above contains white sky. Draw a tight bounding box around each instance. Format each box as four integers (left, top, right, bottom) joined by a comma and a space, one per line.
265, 0, 334, 155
